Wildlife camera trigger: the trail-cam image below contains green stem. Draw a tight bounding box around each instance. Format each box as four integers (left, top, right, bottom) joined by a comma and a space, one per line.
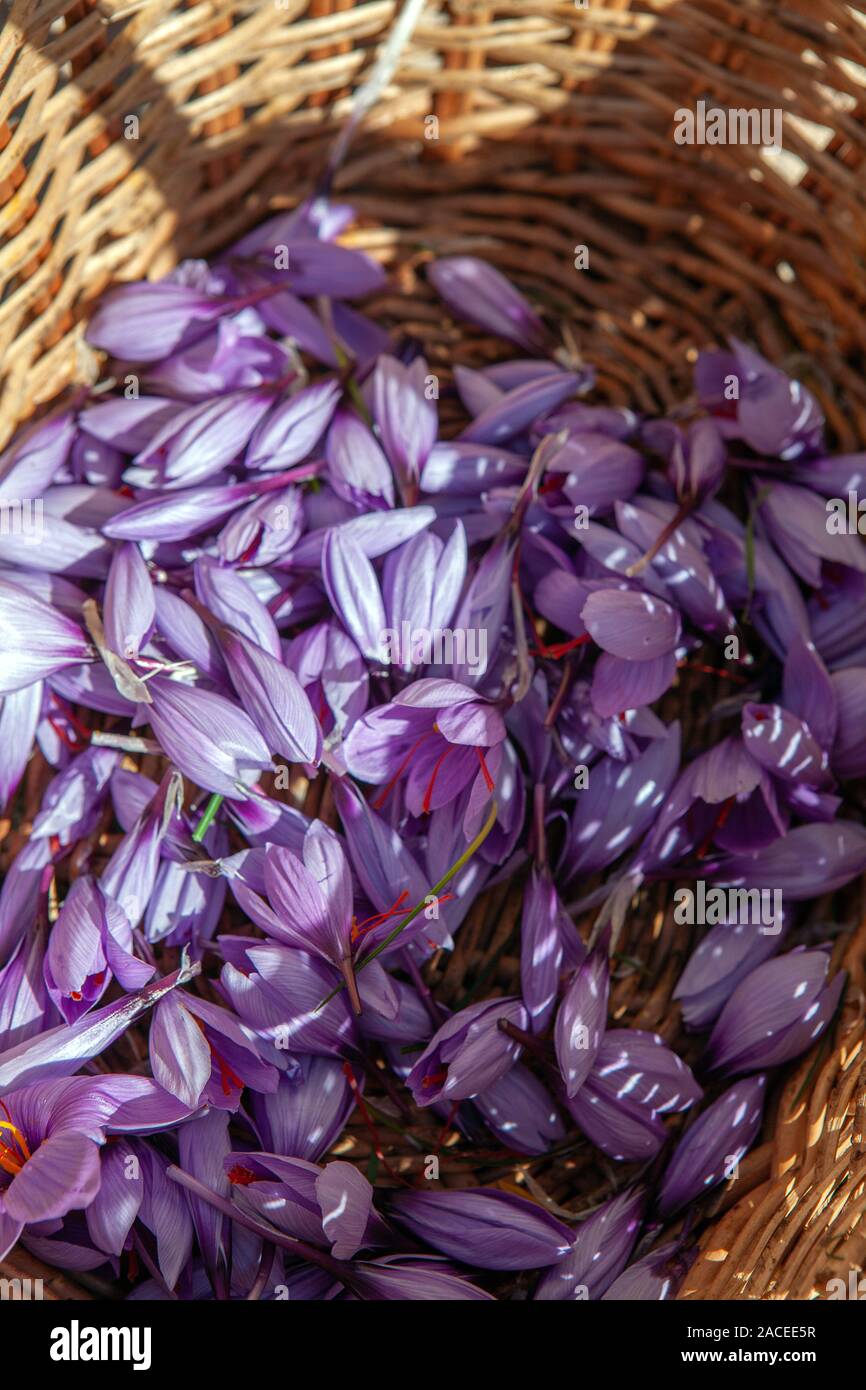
192, 792, 224, 843
315, 798, 499, 1010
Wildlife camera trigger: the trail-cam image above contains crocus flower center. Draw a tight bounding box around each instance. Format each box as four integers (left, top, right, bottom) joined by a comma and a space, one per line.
227, 1164, 259, 1186
372, 730, 435, 811
350, 889, 410, 943
0, 1104, 31, 1177
421, 1068, 448, 1089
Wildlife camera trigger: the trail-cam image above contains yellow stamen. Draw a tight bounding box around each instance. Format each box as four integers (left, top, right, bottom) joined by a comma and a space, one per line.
0, 1119, 31, 1163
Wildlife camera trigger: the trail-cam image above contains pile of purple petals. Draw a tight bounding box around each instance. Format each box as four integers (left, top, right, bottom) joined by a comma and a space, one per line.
0, 195, 864, 1302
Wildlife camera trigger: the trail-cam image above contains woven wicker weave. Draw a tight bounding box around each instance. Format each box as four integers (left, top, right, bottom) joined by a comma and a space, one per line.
2, 0, 866, 1301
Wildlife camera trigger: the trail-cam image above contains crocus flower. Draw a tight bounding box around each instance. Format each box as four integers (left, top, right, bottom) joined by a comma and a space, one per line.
474, 1065, 566, 1156
149, 990, 279, 1110
44, 876, 153, 1022
215, 625, 322, 767
0, 578, 91, 696
343, 677, 505, 817
705, 947, 843, 1076
386, 1187, 574, 1270
0, 1074, 183, 1256
567, 1030, 702, 1162
656, 1075, 767, 1219
86, 274, 269, 362
521, 867, 569, 1035
534, 1187, 645, 1300
601, 1240, 692, 1301
326, 408, 394, 509
250, 1056, 356, 1162
406, 997, 529, 1106
428, 256, 550, 354
102, 542, 155, 661
695, 338, 824, 461
673, 920, 783, 1031
371, 354, 437, 501
146, 676, 273, 797
554, 942, 608, 1098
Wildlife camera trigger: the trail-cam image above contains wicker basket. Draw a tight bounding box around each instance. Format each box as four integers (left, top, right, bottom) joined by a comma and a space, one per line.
2, 0, 866, 1301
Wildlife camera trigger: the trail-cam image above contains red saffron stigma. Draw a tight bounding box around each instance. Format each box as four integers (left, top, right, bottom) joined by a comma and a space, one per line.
422, 1068, 448, 1089
227, 1164, 259, 1186
422, 744, 453, 814
476, 747, 495, 793
351, 889, 410, 942
696, 795, 736, 859
373, 732, 432, 811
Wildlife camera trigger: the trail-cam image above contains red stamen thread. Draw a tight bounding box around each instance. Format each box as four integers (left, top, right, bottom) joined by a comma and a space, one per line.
519, 591, 591, 660
422, 745, 453, 814
46, 716, 85, 752
350, 890, 410, 943
696, 795, 735, 859
421, 1068, 448, 1089
227, 1164, 259, 1186
538, 475, 566, 495
530, 633, 592, 660
476, 747, 495, 793
677, 660, 747, 686
373, 732, 433, 811
236, 526, 264, 565
217, 1053, 245, 1097
193, 1016, 245, 1095
49, 697, 91, 741
436, 1100, 460, 1153
341, 1061, 408, 1186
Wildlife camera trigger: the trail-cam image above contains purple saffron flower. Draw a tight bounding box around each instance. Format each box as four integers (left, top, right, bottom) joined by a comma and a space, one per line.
474, 1065, 566, 1156
387, 1187, 574, 1270
696, 338, 824, 461
0, 1076, 160, 1251
705, 947, 843, 1076
534, 1187, 645, 1300
428, 256, 550, 354
371, 355, 437, 502
568, 1030, 702, 1162
102, 542, 155, 660
215, 626, 322, 767
343, 677, 505, 818
149, 990, 278, 1110
0, 578, 92, 696
44, 876, 152, 1022
656, 1075, 767, 1219
219, 940, 359, 1058
85, 279, 255, 362
146, 676, 273, 797
406, 997, 529, 1106
521, 867, 569, 1035
554, 943, 609, 1098
326, 408, 394, 510
602, 1239, 692, 1300
674, 920, 783, 1031
250, 1056, 355, 1162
